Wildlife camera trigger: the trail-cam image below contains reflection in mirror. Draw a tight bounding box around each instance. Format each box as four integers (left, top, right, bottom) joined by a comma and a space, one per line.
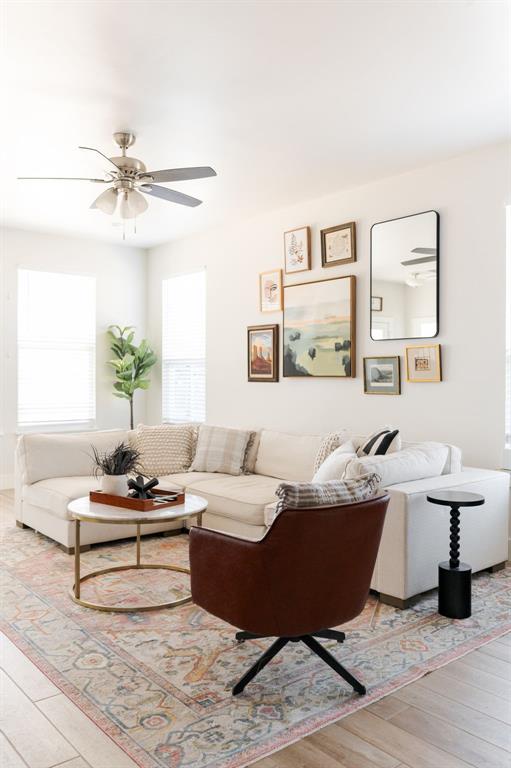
370, 210, 439, 340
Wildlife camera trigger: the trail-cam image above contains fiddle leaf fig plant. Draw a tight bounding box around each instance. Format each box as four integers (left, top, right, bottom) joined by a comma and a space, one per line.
107, 325, 157, 429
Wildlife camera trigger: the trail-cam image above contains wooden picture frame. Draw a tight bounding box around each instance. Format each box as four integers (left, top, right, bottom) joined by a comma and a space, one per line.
247, 324, 279, 382
321, 221, 356, 267
283, 275, 356, 378
259, 269, 283, 312
406, 344, 442, 382
363, 356, 401, 395
371, 296, 383, 312
284, 226, 311, 274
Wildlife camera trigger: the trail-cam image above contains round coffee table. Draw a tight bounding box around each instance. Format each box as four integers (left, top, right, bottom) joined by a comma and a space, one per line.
68, 493, 208, 612
427, 490, 485, 619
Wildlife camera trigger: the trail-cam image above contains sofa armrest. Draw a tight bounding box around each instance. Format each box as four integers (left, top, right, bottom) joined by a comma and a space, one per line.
385, 468, 508, 497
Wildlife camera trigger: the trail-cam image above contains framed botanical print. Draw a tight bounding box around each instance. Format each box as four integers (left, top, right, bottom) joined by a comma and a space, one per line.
371, 296, 383, 312
321, 221, 356, 267
259, 269, 283, 312
247, 324, 279, 382
406, 344, 442, 382
363, 356, 400, 395
283, 275, 356, 377
284, 226, 311, 274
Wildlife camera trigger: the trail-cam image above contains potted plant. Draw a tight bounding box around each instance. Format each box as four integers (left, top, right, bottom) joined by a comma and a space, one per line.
107, 326, 157, 429
91, 442, 143, 496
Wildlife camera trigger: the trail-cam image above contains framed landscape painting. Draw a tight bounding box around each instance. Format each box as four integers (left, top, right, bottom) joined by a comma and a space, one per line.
284, 226, 311, 274
321, 221, 356, 267
283, 276, 356, 377
363, 356, 400, 395
247, 324, 279, 382
259, 269, 283, 312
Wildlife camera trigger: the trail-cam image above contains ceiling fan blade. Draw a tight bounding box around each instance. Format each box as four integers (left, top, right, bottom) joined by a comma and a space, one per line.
78, 146, 121, 172
144, 166, 216, 183
140, 184, 202, 207
18, 176, 108, 182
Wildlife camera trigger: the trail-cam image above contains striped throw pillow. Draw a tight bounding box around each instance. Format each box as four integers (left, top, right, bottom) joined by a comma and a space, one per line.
357, 428, 400, 457
275, 473, 382, 510
190, 425, 254, 476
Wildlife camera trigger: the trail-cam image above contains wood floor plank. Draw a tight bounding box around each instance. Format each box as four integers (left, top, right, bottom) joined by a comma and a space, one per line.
439, 657, 510, 699
0, 671, 77, 768
477, 642, 511, 663
393, 680, 511, 752
306, 724, 397, 768
459, 649, 511, 678
327, 723, 400, 768
366, 696, 409, 721
265, 738, 349, 768
339, 709, 472, 768
389, 705, 511, 768
0, 633, 59, 701
37, 694, 138, 768
0, 733, 27, 768
495, 633, 511, 648
416, 670, 511, 724
54, 759, 91, 768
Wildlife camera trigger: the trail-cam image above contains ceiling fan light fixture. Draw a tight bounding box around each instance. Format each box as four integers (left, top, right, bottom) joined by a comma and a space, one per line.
128, 188, 148, 216
91, 187, 118, 215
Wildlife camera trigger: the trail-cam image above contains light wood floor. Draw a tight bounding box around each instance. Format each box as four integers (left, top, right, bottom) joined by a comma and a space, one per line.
1, 491, 510, 768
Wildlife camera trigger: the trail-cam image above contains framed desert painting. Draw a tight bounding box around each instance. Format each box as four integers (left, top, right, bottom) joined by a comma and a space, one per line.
321, 221, 356, 267
247, 324, 279, 382
284, 226, 311, 273
259, 269, 283, 312
406, 343, 442, 382
283, 275, 356, 377
363, 356, 400, 395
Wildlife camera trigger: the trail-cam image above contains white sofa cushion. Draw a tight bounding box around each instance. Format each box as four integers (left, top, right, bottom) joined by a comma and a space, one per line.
186, 474, 281, 525
191, 425, 254, 475
312, 441, 357, 481
23, 476, 99, 520
254, 429, 323, 481
344, 442, 449, 487
158, 471, 231, 489
131, 423, 196, 476
18, 430, 128, 485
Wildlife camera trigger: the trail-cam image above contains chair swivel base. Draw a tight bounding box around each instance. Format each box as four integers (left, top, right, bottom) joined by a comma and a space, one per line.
232, 631, 365, 697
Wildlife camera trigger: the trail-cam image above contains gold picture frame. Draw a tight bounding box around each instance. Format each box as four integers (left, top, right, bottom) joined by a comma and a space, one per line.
406, 344, 442, 382
259, 269, 283, 312
321, 221, 356, 267
363, 356, 401, 395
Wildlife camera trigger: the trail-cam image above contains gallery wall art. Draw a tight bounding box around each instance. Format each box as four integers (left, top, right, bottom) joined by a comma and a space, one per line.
363, 356, 400, 395
283, 276, 356, 377
284, 226, 311, 273
406, 343, 442, 382
321, 221, 356, 267
259, 269, 283, 312
247, 324, 279, 382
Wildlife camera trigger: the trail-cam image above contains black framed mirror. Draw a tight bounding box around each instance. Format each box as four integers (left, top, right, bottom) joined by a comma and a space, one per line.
370, 210, 439, 340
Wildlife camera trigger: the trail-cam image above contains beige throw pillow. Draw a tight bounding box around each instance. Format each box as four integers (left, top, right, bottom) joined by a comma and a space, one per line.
131, 424, 196, 477
191, 425, 254, 476
314, 430, 350, 474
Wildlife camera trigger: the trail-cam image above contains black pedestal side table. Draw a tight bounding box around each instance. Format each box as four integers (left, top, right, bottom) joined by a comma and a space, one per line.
427, 490, 485, 619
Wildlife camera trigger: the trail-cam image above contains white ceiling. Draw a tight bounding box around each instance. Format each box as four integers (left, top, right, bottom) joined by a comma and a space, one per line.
1, 1, 508, 248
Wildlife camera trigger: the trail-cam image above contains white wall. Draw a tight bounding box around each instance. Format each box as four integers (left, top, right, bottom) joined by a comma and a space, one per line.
0, 228, 147, 485
147, 143, 510, 470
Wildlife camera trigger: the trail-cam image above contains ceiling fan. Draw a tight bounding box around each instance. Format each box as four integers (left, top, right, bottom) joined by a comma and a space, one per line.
18, 131, 217, 223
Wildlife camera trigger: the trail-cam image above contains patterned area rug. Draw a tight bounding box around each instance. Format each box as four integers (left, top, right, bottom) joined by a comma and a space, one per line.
1, 506, 510, 768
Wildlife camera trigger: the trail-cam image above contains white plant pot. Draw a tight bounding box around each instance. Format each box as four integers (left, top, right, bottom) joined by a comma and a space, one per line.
101, 474, 128, 497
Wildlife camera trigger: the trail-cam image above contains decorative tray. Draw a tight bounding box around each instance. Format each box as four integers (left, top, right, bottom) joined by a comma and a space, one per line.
89, 488, 185, 512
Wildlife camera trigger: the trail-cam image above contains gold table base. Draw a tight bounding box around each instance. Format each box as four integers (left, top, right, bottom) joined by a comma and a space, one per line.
70, 519, 193, 613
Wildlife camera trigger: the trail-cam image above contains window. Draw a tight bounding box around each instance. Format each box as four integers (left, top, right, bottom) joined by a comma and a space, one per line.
17, 269, 96, 428
505, 206, 511, 467
162, 270, 206, 423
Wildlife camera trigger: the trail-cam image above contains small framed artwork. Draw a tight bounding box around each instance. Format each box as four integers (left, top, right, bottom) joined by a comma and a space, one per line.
363, 356, 401, 395
321, 221, 356, 267
371, 296, 383, 312
406, 344, 442, 382
284, 226, 311, 274
259, 269, 283, 312
247, 324, 279, 382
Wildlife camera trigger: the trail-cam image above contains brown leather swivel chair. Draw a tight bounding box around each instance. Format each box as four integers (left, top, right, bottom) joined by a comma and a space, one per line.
190, 494, 389, 696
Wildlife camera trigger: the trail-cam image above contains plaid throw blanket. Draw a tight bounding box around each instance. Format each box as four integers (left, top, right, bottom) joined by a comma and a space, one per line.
275, 473, 381, 510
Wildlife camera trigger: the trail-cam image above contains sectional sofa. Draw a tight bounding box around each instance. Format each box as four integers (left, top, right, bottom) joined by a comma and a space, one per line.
14, 427, 509, 607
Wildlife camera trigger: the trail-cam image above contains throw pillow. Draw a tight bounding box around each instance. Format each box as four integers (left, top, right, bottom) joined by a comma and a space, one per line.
191, 425, 254, 476
357, 427, 401, 457
131, 424, 195, 477
314, 430, 350, 473
275, 473, 382, 509
344, 443, 449, 487
312, 441, 357, 482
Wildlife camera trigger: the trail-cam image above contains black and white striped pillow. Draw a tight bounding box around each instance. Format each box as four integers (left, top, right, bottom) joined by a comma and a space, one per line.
357, 428, 400, 457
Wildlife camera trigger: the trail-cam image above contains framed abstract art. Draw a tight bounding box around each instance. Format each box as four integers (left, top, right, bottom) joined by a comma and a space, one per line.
259, 269, 283, 312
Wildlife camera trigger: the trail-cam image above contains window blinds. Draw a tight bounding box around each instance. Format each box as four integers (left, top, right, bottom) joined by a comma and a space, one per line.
17, 269, 96, 427
162, 270, 206, 423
